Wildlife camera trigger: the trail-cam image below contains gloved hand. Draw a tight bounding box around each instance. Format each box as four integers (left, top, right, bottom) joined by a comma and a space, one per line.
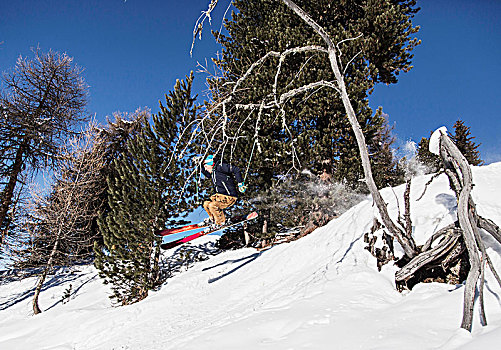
238, 182, 247, 193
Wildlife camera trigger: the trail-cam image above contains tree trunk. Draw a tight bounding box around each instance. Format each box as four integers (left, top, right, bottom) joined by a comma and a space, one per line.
403, 179, 413, 240
151, 243, 161, 286
33, 233, 61, 314
0, 141, 27, 242
395, 225, 461, 282
439, 132, 482, 331
281, 0, 418, 258
243, 222, 250, 246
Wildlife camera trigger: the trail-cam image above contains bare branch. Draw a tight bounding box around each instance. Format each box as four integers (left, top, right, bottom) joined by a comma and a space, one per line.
190, 0, 219, 57
343, 51, 363, 75
280, 0, 418, 258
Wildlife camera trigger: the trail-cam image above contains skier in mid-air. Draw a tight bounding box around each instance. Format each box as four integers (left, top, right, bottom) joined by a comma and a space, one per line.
199, 154, 247, 229
155, 154, 256, 250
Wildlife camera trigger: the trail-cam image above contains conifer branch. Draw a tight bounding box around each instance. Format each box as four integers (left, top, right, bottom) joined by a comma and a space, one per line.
280, 0, 418, 258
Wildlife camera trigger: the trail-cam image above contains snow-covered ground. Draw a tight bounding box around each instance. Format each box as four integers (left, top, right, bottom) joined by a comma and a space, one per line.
1, 163, 501, 350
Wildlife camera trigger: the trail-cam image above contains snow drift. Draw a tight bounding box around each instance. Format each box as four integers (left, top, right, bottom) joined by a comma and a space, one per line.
1, 163, 501, 349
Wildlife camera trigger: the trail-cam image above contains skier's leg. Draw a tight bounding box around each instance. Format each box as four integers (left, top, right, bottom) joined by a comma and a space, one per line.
203, 199, 215, 223
207, 201, 224, 225
209, 194, 236, 225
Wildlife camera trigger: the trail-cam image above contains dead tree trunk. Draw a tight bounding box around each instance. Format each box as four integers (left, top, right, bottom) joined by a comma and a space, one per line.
395, 129, 501, 331
438, 131, 491, 331
281, 0, 418, 259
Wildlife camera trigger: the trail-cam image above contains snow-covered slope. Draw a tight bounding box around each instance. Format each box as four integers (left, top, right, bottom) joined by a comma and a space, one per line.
1, 163, 501, 350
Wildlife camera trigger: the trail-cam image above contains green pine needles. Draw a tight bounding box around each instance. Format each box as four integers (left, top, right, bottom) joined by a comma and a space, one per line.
94, 73, 199, 305
207, 0, 419, 191
450, 119, 483, 166
417, 119, 483, 175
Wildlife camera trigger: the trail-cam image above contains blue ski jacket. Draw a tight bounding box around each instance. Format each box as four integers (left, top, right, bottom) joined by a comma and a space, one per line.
201, 162, 243, 197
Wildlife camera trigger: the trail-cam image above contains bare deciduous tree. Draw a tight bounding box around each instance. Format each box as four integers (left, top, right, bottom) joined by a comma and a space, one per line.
26, 123, 105, 314
0, 48, 88, 249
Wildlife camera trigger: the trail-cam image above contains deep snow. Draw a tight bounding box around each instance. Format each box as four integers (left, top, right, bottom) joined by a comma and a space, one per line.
1, 163, 501, 350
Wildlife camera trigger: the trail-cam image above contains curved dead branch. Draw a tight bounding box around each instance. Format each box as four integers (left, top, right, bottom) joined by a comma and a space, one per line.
395, 225, 461, 282
438, 131, 495, 331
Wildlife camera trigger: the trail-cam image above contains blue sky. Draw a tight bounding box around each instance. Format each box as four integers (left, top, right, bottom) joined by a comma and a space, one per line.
1, 0, 500, 164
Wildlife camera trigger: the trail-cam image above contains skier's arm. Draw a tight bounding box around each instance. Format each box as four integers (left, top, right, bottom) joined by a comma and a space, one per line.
231, 165, 244, 184
231, 165, 248, 193
201, 166, 210, 178
220, 163, 243, 183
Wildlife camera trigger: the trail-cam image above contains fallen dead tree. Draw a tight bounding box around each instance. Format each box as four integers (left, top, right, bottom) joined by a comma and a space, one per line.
393, 128, 501, 331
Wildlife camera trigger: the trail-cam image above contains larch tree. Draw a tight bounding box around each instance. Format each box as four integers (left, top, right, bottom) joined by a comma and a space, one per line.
24, 124, 106, 314
19, 110, 147, 313
0, 48, 88, 250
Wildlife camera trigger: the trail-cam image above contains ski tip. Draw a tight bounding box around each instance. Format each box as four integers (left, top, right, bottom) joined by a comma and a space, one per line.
247, 211, 258, 220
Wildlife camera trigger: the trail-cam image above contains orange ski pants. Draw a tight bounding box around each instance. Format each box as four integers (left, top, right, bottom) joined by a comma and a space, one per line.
203, 194, 237, 225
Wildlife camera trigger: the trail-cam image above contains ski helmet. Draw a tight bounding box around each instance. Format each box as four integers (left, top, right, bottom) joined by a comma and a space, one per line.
204, 154, 214, 166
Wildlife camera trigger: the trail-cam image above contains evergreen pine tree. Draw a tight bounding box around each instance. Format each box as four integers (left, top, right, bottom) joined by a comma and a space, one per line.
94, 74, 199, 305
416, 136, 441, 174
450, 119, 483, 166
206, 0, 419, 190
199, 1, 418, 239
417, 119, 483, 175
368, 111, 405, 188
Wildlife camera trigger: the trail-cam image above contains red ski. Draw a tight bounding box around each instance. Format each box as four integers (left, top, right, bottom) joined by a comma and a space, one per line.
160, 212, 258, 250
155, 223, 202, 237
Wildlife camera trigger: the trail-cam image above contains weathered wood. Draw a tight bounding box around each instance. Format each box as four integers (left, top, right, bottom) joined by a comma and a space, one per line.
416, 172, 442, 201
486, 253, 501, 288
421, 223, 457, 252
435, 131, 501, 330
469, 207, 489, 326
403, 179, 413, 241
281, 0, 418, 258
395, 227, 461, 282
478, 216, 501, 244
440, 236, 466, 271
479, 258, 487, 326
439, 133, 481, 331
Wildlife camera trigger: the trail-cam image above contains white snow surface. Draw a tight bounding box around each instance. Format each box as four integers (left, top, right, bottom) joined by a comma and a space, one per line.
429, 126, 448, 155
2, 163, 501, 350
